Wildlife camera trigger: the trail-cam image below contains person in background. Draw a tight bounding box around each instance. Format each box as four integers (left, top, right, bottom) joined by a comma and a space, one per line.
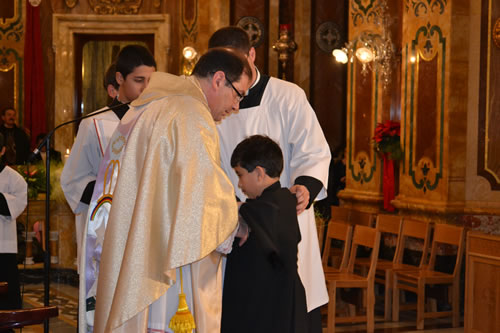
222, 135, 308, 333
209, 26, 331, 332
0, 108, 30, 166
60, 45, 156, 272
0, 132, 27, 310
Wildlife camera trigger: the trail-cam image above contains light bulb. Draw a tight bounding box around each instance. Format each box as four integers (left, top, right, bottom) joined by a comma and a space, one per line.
182, 46, 197, 61
332, 49, 348, 64
355, 47, 374, 63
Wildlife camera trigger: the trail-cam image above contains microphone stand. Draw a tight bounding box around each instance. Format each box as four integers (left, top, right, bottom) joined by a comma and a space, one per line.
27, 102, 130, 333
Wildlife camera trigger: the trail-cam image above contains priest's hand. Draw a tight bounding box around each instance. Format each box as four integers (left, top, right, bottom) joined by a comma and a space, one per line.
290, 184, 309, 215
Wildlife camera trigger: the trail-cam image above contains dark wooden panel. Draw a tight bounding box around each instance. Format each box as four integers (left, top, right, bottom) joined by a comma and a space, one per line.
230, 0, 269, 74
416, 56, 438, 165
0, 69, 15, 112
311, 0, 348, 152
477, 0, 500, 190
0, 0, 14, 19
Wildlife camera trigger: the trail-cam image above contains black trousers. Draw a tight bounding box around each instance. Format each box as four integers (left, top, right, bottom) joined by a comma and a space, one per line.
306, 306, 322, 333
0, 253, 22, 310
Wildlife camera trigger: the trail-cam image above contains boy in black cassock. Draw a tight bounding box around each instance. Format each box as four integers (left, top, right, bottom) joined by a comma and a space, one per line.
222, 135, 307, 333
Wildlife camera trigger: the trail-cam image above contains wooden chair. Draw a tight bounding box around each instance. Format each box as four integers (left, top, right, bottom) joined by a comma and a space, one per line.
349, 209, 376, 227
355, 214, 403, 320
326, 225, 381, 333
390, 219, 433, 317
0, 306, 59, 330
392, 223, 465, 330
330, 206, 350, 222
0, 282, 59, 331
322, 221, 353, 273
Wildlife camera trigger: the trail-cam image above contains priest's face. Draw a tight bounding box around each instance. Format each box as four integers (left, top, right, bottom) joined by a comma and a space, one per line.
117, 65, 156, 103
209, 73, 251, 122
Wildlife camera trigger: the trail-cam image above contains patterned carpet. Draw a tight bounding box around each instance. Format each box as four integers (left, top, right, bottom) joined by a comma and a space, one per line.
22, 287, 78, 327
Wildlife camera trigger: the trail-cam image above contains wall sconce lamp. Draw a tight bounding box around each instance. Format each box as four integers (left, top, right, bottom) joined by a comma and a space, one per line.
332, 0, 396, 89
333, 31, 395, 89
182, 46, 198, 76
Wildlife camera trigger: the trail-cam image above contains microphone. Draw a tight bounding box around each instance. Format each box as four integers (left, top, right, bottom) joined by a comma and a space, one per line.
28, 101, 131, 162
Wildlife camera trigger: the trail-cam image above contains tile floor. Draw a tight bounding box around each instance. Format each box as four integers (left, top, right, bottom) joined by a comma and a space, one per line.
12, 283, 464, 333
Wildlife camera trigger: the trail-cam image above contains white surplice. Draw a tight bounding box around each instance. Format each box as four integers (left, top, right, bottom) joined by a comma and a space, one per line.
217, 72, 331, 312
60, 108, 120, 270
0, 165, 27, 253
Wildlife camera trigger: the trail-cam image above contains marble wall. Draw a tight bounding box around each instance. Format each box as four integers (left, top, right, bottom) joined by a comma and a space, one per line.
340, 0, 500, 230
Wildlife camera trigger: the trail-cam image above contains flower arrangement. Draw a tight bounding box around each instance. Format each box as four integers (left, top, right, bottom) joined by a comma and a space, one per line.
16, 161, 66, 202
373, 120, 403, 160
16, 165, 46, 199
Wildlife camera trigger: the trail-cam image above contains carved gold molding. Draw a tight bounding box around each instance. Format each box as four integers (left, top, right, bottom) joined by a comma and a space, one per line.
65, 0, 78, 9
494, 18, 500, 49
89, 0, 143, 15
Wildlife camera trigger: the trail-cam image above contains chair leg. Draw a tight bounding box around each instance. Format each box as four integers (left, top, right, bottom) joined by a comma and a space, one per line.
392, 274, 400, 322
327, 282, 337, 333
451, 282, 460, 327
366, 286, 375, 333
384, 270, 392, 321
416, 280, 425, 330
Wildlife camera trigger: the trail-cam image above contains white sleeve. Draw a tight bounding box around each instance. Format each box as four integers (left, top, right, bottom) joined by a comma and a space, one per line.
2, 169, 27, 219
285, 85, 331, 199
60, 118, 102, 213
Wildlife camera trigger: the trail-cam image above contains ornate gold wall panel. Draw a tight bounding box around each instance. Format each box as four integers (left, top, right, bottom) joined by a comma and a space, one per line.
0, 0, 24, 118
477, 0, 500, 190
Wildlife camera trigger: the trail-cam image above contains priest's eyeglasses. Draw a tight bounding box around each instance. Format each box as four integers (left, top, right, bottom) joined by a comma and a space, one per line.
225, 78, 245, 102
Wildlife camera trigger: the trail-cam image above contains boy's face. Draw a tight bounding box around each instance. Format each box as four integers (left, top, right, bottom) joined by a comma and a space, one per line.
117, 65, 156, 103
234, 165, 262, 199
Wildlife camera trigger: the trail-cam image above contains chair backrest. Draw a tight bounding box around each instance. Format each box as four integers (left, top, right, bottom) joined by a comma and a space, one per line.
322, 221, 353, 270
394, 219, 432, 267
347, 225, 381, 279
375, 214, 403, 261
0, 306, 59, 330
330, 206, 350, 222
349, 209, 375, 227
427, 223, 466, 277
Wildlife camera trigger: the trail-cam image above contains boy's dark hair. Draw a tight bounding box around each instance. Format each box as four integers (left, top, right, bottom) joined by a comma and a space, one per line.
103, 63, 119, 90
208, 26, 252, 54
115, 45, 156, 79
231, 135, 283, 178
0, 133, 4, 150
192, 47, 252, 83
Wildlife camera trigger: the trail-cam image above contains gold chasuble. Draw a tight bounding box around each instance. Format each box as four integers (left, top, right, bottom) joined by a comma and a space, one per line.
93, 73, 238, 332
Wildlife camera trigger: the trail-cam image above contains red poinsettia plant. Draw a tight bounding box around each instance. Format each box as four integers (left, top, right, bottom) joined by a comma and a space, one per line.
373, 120, 403, 161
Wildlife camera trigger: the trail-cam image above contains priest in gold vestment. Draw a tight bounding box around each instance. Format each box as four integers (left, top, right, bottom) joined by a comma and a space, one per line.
90, 48, 252, 333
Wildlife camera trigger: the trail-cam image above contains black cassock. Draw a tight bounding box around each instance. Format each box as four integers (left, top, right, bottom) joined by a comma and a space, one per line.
222, 181, 307, 333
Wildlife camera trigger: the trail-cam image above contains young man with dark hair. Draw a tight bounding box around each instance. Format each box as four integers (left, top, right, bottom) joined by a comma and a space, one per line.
223, 135, 308, 333
60, 44, 156, 274
103, 63, 119, 103
82, 47, 252, 333
0, 108, 30, 165
209, 26, 331, 332
0, 132, 27, 311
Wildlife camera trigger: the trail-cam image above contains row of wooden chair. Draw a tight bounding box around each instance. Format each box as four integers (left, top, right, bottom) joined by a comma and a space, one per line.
322, 210, 466, 332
